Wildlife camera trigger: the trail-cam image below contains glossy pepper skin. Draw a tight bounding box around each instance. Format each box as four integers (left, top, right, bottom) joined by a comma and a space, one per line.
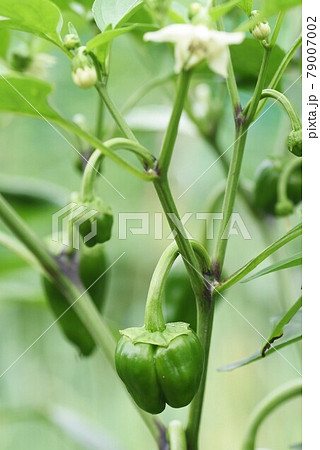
115, 323, 204, 414
254, 158, 302, 216
76, 196, 113, 247
42, 244, 109, 355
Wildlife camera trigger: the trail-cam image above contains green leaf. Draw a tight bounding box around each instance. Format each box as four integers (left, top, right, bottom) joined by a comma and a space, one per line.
92, 0, 144, 30
86, 26, 136, 51
230, 38, 286, 88
209, 0, 242, 21
242, 252, 302, 282
218, 310, 301, 371
218, 223, 302, 293
0, 0, 63, 46
86, 23, 157, 52
261, 296, 302, 356
0, 74, 61, 121
263, 0, 301, 17
51, 0, 93, 11
237, 0, 253, 16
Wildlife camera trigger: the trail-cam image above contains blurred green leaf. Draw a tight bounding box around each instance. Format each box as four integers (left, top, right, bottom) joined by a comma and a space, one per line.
242, 252, 302, 282
263, 0, 301, 17
210, 0, 242, 21
261, 296, 302, 356
86, 25, 136, 51
0, 0, 63, 47
51, 0, 93, 11
0, 232, 43, 273
218, 310, 301, 371
237, 0, 253, 15
230, 38, 286, 87
0, 175, 69, 206
0, 29, 10, 59
92, 0, 144, 30
0, 74, 61, 120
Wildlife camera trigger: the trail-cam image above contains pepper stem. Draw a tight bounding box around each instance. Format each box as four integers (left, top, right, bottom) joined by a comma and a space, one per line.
80, 138, 157, 201
144, 241, 212, 333
277, 158, 302, 204
81, 149, 104, 201
260, 88, 302, 131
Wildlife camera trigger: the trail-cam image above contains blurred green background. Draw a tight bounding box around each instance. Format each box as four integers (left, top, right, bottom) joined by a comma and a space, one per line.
0, 3, 301, 450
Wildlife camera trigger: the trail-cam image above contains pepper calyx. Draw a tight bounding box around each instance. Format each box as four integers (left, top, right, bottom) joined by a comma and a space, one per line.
119, 322, 191, 347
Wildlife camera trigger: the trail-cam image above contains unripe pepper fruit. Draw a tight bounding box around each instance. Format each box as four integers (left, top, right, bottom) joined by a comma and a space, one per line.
254, 158, 302, 216
42, 242, 109, 355
72, 194, 113, 247
115, 323, 204, 414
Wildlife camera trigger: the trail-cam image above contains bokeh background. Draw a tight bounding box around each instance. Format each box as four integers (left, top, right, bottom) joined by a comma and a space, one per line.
0, 2, 301, 449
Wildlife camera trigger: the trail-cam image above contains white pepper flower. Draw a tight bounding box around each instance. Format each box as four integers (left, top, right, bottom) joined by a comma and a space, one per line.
144, 24, 245, 78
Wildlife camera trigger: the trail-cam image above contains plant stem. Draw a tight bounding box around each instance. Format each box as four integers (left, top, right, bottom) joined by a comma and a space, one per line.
96, 93, 105, 140
144, 240, 212, 333
153, 178, 203, 296
81, 149, 104, 201
0, 194, 160, 445
186, 294, 215, 450
213, 47, 271, 273
61, 122, 156, 181
158, 70, 191, 175
256, 33, 302, 117
144, 243, 179, 332
167, 420, 188, 450
96, 83, 137, 142
277, 158, 302, 203
241, 379, 301, 450
80, 139, 156, 199
244, 89, 302, 130
0, 231, 43, 273
0, 194, 58, 279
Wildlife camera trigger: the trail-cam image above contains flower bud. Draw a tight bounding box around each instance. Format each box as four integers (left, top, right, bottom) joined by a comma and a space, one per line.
287, 129, 302, 157
64, 33, 80, 50
250, 10, 271, 41
71, 46, 97, 89
188, 2, 202, 19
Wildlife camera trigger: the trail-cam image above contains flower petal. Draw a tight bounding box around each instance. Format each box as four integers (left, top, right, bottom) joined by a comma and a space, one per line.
207, 46, 230, 78
144, 24, 195, 43
208, 30, 245, 45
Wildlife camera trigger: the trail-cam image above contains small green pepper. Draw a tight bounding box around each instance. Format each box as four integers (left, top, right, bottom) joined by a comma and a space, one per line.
254, 158, 302, 216
115, 322, 203, 414
42, 242, 109, 355
287, 129, 302, 157
77, 196, 113, 247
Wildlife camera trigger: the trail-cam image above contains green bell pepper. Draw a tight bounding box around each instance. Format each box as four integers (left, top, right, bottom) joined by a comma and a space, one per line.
115, 322, 204, 414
